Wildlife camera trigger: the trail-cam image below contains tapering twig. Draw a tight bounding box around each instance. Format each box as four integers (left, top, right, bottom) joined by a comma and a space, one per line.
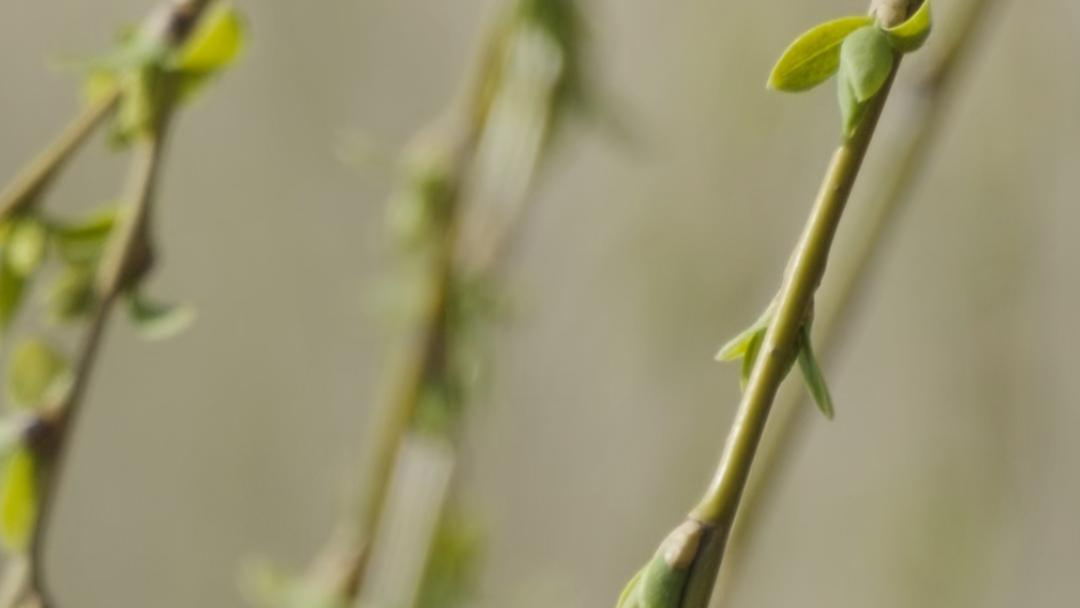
711, 0, 1004, 603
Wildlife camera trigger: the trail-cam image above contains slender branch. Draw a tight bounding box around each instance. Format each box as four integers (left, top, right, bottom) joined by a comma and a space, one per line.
0, 2, 219, 606
24, 109, 173, 608
0, 91, 120, 224
711, 0, 1004, 603
643, 3, 928, 606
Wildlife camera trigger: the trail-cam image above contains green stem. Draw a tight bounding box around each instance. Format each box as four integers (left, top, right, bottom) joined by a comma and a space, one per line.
0, 91, 120, 224
710, 0, 1003, 603
672, 6, 925, 606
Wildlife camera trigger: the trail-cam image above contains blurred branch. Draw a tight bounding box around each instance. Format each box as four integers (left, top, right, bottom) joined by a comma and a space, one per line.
0, 1, 234, 606
287, 2, 584, 606
712, 0, 1005, 603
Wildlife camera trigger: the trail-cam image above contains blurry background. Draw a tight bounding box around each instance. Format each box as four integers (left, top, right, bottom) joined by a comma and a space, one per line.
1, 0, 1077, 606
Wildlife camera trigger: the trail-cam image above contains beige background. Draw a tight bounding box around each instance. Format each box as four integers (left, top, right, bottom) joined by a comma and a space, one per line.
1, 1, 1078, 607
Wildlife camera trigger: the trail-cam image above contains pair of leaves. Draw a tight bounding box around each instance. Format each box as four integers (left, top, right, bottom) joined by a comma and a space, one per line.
768, 2, 933, 135
84, 2, 246, 144
716, 308, 835, 419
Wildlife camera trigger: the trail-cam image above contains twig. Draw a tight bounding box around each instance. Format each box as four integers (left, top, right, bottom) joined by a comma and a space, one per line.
617, 2, 931, 607
0, 2, 219, 606
0, 91, 120, 224
710, 0, 1004, 602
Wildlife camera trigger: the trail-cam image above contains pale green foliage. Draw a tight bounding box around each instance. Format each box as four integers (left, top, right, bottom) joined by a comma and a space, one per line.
767, 16, 873, 92
125, 291, 195, 340
7, 339, 69, 410
0, 448, 38, 553
84, 2, 247, 144
240, 559, 348, 608
839, 26, 894, 103
718, 310, 835, 419
885, 0, 933, 52
5, 217, 48, 278
767, 2, 933, 136
416, 512, 484, 608
51, 208, 117, 265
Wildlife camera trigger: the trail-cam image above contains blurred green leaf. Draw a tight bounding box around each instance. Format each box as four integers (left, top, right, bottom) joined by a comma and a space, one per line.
6, 218, 48, 278
617, 567, 645, 608
884, 1, 932, 52
839, 26, 894, 103
0, 260, 27, 337
7, 339, 70, 410
767, 16, 873, 92
51, 208, 117, 265
48, 266, 97, 324
417, 512, 483, 608
0, 447, 38, 554
797, 325, 835, 419
125, 291, 195, 340
173, 3, 245, 73
240, 558, 348, 608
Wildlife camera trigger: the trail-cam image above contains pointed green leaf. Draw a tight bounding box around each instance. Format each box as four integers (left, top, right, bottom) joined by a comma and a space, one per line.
6, 218, 48, 278
740, 328, 766, 391
0, 260, 26, 337
839, 26, 894, 103
837, 69, 869, 138
7, 339, 70, 410
48, 266, 97, 324
797, 325, 835, 419
173, 4, 245, 73
716, 303, 774, 361
0, 447, 39, 553
767, 16, 874, 92
884, 1, 932, 53
51, 208, 117, 265
125, 291, 195, 340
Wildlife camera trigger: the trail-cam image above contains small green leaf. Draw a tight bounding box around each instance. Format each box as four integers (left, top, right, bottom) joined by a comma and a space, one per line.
767, 16, 874, 92
0, 260, 27, 336
6, 218, 48, 278
837, 69, 869, 138
172, 4, 245, 73
7, 339, 70, 410
716, 304, 773, 362
51, 209, 117, 265
884, 1, 932, 53
796, 325, 835, 419
125, 291, 195, 340
740, 328, 766, 391
839, 26, 894, 103
0, 447, 39, 553
48, 266, 97, 324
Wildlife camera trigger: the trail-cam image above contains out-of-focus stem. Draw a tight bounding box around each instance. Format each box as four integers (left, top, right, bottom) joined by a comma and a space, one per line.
710, 0, 1004, 604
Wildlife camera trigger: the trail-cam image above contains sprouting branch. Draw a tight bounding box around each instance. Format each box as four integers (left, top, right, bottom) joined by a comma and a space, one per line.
0, 1, 237, 606
711, 0, 1005, 603
616, 2, 937, 608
